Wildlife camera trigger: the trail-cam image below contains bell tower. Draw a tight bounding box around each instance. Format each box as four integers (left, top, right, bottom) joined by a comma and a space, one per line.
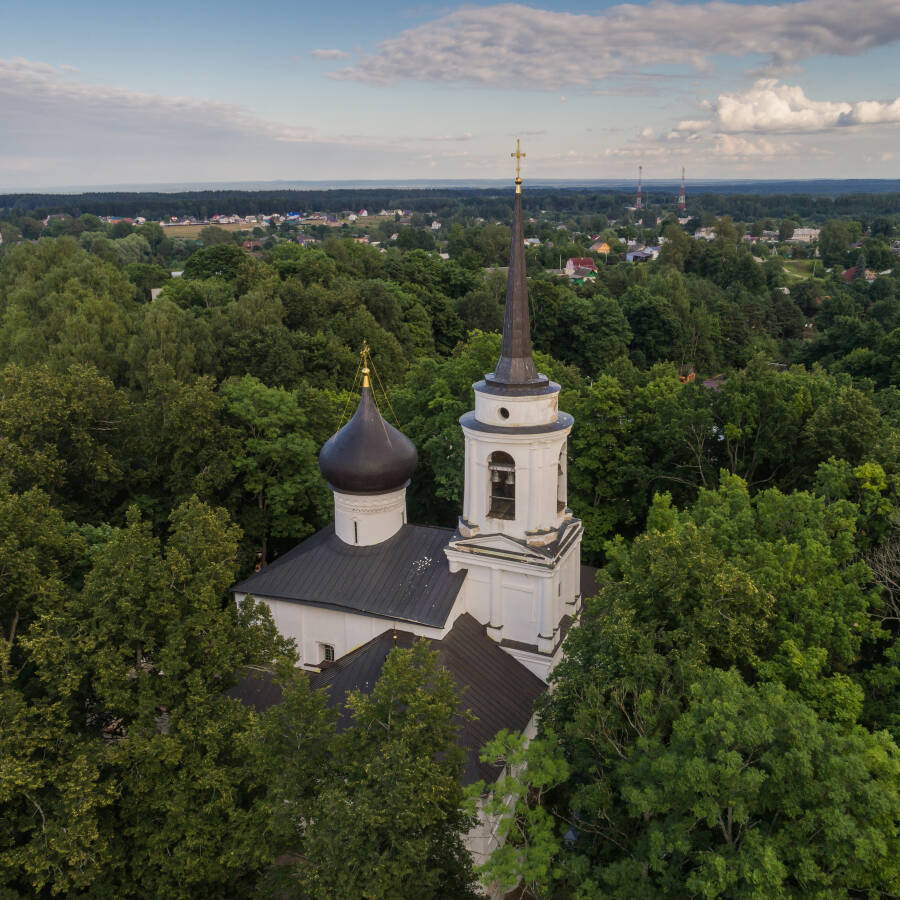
445, 143, 583, 680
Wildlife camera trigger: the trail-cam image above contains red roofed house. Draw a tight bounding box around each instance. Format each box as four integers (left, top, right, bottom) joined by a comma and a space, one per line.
565, 257, 597, 276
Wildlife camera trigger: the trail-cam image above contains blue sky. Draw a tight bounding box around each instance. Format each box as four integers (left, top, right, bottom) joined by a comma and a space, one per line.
2, 0, 899, 188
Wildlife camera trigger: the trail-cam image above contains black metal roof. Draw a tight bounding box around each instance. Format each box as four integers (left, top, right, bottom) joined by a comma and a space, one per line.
319, 385, 417, 495
232, 523, 464, 628
309, 613, 547, 785
225, 667, 283, 712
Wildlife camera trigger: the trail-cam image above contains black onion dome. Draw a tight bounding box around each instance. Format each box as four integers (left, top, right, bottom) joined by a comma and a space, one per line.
319, 386, 417, 494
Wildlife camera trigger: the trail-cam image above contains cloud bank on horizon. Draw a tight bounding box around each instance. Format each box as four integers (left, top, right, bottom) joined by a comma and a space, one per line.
1, 0, 899, 188
329, 0, 900, 88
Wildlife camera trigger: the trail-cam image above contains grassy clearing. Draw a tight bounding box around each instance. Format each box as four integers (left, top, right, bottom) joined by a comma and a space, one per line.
781, 258, 822, 279
160, 223, 249, 239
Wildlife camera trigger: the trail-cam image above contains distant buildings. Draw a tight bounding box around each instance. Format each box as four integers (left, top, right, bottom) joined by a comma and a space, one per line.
626, 246, 660, 263
790, 227, 820, 243
564, 257, 597, 277
842, 266, 878, 284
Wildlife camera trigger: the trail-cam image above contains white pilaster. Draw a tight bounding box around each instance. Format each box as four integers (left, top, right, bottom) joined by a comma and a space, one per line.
537, 576, 554, 654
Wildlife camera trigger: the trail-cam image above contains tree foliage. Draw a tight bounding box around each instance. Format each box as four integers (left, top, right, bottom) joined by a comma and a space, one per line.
483, 476, 900, 898
0, 191, 898, 896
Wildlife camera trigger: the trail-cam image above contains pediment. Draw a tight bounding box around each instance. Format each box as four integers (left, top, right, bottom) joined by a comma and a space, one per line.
448, 532, 549, 560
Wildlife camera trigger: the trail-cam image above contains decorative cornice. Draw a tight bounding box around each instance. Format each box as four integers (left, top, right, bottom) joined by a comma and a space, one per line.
333, 491, 406, 516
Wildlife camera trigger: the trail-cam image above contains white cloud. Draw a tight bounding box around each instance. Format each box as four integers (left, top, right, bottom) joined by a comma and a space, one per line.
329, 0, 900, 88
0, 57, 317, 144
683, 80, 900, 133
310, 49, 349, 60
413, 132, 473, 142
711, 134, 792, 159
0, 57, 438, 188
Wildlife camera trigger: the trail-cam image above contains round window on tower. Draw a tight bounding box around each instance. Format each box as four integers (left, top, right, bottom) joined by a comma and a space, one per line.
498, 407, 510, 419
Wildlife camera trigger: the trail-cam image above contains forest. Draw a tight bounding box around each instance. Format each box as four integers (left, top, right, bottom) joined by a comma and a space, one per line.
3, 182, 900, 226
0, 198, 898, 897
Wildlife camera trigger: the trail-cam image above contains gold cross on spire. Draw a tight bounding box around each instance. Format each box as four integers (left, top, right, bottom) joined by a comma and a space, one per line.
511, 138, 525, 192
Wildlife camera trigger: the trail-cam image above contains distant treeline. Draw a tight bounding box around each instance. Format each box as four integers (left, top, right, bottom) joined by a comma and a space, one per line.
3, 186, 900, 224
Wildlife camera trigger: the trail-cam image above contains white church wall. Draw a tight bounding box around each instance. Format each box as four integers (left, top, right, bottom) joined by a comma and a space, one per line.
503, 644, 554, 681
500, 571, 539, 646
460, 566, 491, 626
464, 710, 540, 882
235, 593, 447, 667
446, 527, 583, 681
474, 385, 559, 428
332, 486, 407, 547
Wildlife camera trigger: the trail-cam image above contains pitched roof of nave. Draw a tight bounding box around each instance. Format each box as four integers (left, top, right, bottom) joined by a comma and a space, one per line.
228, 613, 547, 786
232, 522, 464, 628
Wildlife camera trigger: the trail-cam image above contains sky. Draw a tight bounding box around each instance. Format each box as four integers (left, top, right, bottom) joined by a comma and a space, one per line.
2, 0, 899, 189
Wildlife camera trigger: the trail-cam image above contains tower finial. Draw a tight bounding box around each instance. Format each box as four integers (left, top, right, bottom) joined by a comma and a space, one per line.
361, 339, 371, 389
511, 138, 526, 193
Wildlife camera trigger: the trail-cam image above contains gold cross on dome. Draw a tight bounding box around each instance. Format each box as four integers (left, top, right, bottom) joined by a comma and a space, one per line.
360, 339, 371, 387
511, 139, 525, 190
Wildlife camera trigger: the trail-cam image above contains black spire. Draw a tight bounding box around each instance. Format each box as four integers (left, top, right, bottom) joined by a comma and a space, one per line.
485, 177, 546, 391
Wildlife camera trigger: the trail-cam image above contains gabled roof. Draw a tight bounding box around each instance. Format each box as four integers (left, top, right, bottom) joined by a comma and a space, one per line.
232, 523, 464, 628
309, 613, 547, 784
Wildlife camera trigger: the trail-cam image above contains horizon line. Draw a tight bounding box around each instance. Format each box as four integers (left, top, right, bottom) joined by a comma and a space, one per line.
4, 176, 900, 196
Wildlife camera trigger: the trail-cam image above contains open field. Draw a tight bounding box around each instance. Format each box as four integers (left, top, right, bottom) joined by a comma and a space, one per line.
782, 258, 824, 279
160, 223, 249, 239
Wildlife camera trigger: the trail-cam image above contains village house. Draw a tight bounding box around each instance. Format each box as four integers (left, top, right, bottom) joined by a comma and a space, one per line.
564, 257, 597, 276
626, 246, 660, 263
790, 227, 821, 243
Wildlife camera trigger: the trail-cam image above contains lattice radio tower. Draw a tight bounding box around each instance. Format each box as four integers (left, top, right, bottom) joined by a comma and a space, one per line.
678, 167, 686, 211
636, 164, 643, 211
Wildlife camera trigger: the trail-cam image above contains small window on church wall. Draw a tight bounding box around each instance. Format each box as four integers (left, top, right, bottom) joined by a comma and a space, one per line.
320, 643, 335, 663
488, 451, 515, 520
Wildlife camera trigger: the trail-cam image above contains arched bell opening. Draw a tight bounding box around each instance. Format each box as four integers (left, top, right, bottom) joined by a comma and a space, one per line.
488, 451, 516, 520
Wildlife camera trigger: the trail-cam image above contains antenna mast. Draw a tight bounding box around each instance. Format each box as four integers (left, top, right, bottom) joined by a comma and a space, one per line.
678, 167, 686, 211
636, 164, 643, 211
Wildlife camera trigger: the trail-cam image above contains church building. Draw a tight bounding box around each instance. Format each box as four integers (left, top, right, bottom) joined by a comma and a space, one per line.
232, 164, 590, 793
